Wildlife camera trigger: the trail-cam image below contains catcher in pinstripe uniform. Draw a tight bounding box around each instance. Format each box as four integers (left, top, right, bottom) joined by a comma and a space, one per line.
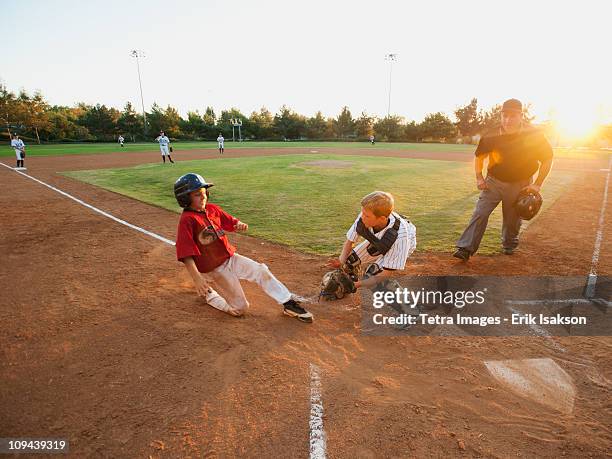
320, 191, 417, 300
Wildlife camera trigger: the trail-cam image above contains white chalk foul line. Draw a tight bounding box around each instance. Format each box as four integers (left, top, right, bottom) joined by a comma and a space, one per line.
586, 155, 612, 298
486, 159, 611, 407
309, 363, 327, 459
0, 162, 176, 246
4, 163, 329, 457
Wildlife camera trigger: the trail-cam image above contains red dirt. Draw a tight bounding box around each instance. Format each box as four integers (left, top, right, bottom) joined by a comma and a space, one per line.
1, 148, 610, 458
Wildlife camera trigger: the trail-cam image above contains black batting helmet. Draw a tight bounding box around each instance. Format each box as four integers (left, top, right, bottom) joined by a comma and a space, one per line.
515, 188, 543, 220
174, 173, 214, 208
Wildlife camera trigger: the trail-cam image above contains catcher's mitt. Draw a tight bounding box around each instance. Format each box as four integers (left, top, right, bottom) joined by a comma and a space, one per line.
320, 269, 357, 300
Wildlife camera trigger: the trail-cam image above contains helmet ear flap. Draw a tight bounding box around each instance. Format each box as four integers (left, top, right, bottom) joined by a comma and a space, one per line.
180, 194, 192, 208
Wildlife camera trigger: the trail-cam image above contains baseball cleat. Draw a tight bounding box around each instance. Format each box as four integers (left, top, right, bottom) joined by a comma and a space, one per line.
502, 247, 515, 255
453, 247, 471, 261
289, 294, 311, 304
283, 300, 313, 323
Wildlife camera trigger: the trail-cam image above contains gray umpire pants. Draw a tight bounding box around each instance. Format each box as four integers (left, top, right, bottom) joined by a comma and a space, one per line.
456, 175, 531, 254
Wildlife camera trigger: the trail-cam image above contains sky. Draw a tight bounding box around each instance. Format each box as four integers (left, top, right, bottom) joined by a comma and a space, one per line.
1, 0, 611, 130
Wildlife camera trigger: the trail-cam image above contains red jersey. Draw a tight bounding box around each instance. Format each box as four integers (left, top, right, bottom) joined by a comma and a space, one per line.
175, 203, 239, 273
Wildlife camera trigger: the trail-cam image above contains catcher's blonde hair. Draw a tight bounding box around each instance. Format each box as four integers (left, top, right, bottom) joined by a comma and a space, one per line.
361, 191, 394, 217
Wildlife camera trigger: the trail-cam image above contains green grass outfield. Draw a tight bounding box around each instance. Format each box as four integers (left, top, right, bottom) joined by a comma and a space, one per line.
2, 140, 607, 159
63, 154, 578, 255
2, 141, 473, 156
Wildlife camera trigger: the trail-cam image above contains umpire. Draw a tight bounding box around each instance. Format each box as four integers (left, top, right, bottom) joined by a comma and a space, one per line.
453, 98, 554, 261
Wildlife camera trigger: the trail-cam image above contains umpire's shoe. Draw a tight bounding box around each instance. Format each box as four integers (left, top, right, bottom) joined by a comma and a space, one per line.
453, 247, 471, 261
283, 300, 313, 323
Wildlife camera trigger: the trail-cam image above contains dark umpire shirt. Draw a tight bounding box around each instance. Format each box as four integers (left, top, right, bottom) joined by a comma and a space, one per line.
475, 127, 553, 182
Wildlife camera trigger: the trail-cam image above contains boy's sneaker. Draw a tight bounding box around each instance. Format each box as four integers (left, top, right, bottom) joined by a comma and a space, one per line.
283, 300, 313, 323
289, 294, 310, 303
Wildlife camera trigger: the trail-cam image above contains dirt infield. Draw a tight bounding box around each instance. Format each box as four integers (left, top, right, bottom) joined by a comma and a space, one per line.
1, 148, 611, 458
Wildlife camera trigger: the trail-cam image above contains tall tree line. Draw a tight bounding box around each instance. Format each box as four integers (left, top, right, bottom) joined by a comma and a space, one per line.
2, 85, 609, 144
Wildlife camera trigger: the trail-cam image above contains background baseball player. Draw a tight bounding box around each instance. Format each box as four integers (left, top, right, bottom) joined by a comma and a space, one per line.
324, 191, 416, 296
216, 133, 224, 154
174, 173, 313, 323
11, 134, 26, 169
155, 131, 175, 163
118, 134, 125, 147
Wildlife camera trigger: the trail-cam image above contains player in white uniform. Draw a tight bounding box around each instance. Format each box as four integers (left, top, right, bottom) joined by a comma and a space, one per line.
11, 135, 26, 169
369, 135, 375, 145
331, 191, 416, 290
216, 133, 224, 154
118, 135, 125, 147
155, 131, 174, 163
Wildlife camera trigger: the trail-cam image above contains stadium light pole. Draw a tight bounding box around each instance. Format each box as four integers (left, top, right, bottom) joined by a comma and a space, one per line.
130, 50, 148, 137
230, 118, 243, 141
385, 53, 398, 117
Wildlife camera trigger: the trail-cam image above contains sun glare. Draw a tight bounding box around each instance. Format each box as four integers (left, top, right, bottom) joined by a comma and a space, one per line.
551, 110, 600, 140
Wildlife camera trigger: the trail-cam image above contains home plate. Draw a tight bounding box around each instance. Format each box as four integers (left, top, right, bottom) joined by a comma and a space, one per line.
484, 358, 576, 414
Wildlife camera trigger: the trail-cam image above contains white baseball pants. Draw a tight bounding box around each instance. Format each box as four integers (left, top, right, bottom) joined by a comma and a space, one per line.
203, 253, 292, 313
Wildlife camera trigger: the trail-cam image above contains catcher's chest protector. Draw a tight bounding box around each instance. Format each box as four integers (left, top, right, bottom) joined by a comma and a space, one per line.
356, 216, 403, 256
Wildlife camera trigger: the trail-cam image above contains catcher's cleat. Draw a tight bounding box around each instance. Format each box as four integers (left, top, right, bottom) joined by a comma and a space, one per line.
283, 300, 313, 323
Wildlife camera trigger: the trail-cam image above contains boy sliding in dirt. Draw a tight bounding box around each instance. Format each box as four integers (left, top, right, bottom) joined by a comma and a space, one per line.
174, 173, 313, 323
